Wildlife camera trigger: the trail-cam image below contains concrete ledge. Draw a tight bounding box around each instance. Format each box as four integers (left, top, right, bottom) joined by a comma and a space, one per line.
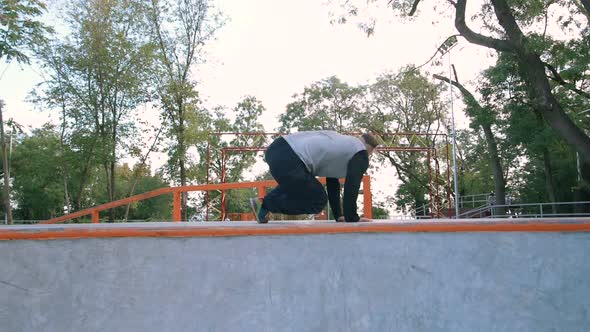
1, 218, 590, 240
2, 230, 590, 331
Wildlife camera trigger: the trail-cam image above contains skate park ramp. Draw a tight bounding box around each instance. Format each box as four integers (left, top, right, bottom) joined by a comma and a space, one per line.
1, 219, 590, 332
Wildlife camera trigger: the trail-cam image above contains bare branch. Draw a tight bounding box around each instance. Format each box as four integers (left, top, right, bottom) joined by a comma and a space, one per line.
542, 5, 549, 41
433, 74, 480, 107
409, 0, 421, 16
489, 0, 526, 47
383, 153, 430, 190
451, 64, 459, 82
454, 0, 513, 52
543, 62, 590, 99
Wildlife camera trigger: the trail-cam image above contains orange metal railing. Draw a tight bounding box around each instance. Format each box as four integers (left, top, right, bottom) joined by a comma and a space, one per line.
41, 176, 373, 224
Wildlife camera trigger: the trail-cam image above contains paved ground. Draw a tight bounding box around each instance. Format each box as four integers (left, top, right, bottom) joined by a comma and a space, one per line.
1, 220, 589, 331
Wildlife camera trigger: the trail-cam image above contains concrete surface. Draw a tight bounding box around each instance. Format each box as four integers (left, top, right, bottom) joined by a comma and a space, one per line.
1, 223, 589, 331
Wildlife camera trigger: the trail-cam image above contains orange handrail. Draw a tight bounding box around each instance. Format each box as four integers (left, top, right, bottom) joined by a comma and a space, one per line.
41, 177, 373, 224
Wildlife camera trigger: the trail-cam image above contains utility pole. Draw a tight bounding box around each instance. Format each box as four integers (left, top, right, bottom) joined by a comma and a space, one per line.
0, 100, 12, 224
438, 37, 461, 218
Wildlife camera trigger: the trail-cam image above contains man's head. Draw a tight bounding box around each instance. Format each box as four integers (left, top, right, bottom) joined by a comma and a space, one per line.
360, 132, 380, 154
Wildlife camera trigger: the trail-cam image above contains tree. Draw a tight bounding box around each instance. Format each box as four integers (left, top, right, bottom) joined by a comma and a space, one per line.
481, 52, 583, 210
433, 69, 507, 208
365, 68, 449, 214
36, 0, 156, 221
454, 128, 496, 197
332, 0, 590, 170
11, 124, 65, 220
278, 71, 448, 216
190, 96, 266, 220
278, 76, 364, 132
1, 0, 52, 223
148, 0, 224, 220
0, 0, 52, 64
112, 163, 172, 221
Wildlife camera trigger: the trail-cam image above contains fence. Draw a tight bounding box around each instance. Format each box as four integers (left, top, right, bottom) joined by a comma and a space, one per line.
38, 177, 373, 224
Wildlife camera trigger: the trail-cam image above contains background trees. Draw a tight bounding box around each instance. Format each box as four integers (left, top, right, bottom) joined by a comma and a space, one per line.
0, 0, 52, 223
1, 0, 588, 222
148, 0, 224, 220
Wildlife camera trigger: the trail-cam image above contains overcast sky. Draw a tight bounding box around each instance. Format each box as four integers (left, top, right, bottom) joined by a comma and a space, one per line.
0, 0, 500, 214
0, 0, 493, 132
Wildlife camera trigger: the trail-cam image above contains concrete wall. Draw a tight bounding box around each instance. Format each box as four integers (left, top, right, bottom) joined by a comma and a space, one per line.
1, 232, 589, 331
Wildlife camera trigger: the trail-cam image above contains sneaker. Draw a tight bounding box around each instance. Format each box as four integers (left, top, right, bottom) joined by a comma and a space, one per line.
249, 198, 269, 224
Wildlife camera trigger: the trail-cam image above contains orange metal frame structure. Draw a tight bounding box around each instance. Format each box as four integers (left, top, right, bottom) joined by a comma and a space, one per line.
207, 132, 452, 220
40, 178, 373, 224
41, 131, 449, 224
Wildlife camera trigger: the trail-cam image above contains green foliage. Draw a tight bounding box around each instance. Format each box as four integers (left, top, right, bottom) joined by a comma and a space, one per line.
11, 124, 64, 220
0, 0, 52, 64
33, 0, 158, 219
366, 68, 448, 212
278, 70, 448, 214
185, 96, 267, 220
148, 0, 225, 192
465, 45, 585, 204
9, 124, 172, 221
371, 205, 389, 219
278, 76, 363, 132
5, 0, 589, 222
455, 129, 495, 196
113, 164, 172, 220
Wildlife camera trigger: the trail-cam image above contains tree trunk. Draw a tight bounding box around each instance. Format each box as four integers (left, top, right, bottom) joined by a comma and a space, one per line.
109, 160, 116, 222
579, 0, 590, 22
0, 102, 12, 224
481, 124, 506, 210
103, 162, 113, 222
74, 156, 93, 213
124, 117, 167, 221
60, 144, 70, 214
178, 114, 187, 221
58, 84, 71, 214
74, 170, 88, 212
455, 0, 590, 164
488, 0, 590, 163
519, 53, 590, 162
432, 74, 507, 212
107, 121, 117, 223
542, 148, 558, 214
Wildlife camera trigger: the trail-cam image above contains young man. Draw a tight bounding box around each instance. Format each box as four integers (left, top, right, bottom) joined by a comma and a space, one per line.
249, 131, 379, 223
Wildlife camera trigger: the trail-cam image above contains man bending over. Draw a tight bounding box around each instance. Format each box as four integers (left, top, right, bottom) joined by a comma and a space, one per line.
250, 131, 379, 223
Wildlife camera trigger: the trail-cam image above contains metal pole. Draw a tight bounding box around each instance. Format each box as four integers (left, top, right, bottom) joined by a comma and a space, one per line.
577, 152, 582, 183
427, 149, 434, 218
221, 150, 226, 221
448, 49, 460, 218
206, 140, 210, 221
445, 139, 452, 216
434, 148, 441, 217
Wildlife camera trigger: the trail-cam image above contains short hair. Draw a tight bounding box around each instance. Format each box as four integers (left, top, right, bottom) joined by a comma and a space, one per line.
361, 133, 380, 148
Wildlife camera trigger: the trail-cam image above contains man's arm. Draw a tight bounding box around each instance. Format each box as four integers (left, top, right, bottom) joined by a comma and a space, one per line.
326, 177, 341, 221
343, 151, 369, 222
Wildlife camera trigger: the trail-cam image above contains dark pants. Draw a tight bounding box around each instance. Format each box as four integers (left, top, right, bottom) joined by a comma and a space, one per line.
261, 137, 327, 215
